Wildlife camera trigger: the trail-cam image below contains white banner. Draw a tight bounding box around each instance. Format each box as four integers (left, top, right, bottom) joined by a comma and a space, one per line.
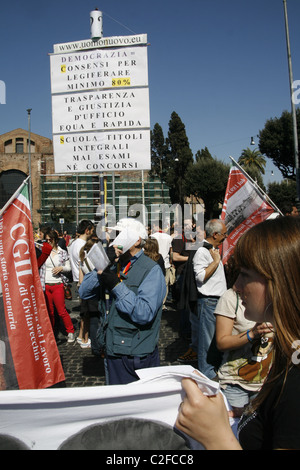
53, 130, 151, 173
0, 365, 231, 451
50, 46, 148, 94
51, 88, 150, 134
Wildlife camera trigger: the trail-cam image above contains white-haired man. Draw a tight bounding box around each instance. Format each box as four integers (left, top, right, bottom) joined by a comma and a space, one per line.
193, 219, 228, 379
98, 218, 166, 385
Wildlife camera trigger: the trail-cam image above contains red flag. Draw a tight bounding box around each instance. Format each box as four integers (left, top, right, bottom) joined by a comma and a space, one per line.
220, 165, 275, 264
0, 181, 65, 389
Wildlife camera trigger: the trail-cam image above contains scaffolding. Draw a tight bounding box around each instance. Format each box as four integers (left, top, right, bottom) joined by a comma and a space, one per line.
39, 172, 171, 233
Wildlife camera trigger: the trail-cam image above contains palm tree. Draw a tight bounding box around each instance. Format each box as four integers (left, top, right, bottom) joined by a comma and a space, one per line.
238, 147, 266, 175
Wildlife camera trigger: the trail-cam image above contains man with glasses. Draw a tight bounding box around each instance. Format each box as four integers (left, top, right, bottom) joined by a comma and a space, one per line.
193, 219, 228, 380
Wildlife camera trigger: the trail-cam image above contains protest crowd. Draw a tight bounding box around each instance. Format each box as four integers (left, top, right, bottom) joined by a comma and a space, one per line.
31, 201, 300, 450
1, 178, 300, 449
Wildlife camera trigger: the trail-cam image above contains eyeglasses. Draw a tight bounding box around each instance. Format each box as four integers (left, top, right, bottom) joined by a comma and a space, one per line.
46, 238, 53, 242
217, 231, 228, 237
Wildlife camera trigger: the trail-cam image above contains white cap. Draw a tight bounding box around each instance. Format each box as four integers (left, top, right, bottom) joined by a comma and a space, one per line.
107, 218, 147, 240
108, 218, 148, 253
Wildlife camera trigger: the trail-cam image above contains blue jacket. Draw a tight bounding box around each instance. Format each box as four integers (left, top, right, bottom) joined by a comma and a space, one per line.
105, 250, 166, 357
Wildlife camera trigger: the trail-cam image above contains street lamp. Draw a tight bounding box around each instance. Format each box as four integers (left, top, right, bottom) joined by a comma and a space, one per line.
27, 108, 32, 211
283, 0, 300, 210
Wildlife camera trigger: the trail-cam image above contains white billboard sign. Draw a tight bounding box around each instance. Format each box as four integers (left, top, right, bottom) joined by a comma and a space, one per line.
50, 46, 149, 94
51, 88, 150, 134
50, 39, 150, 174
53, 130, 150, 173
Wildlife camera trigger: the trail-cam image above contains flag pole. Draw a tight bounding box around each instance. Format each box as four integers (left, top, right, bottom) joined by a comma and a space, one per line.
283, 0, 300, 211
229, 156, 283, 215
0, 176, 30, 219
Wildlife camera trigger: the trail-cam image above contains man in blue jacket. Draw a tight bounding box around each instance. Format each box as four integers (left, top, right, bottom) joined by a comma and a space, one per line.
99, 218, 166, 385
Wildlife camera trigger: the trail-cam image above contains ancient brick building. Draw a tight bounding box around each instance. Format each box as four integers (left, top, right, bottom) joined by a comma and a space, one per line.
0, 129, 53, 225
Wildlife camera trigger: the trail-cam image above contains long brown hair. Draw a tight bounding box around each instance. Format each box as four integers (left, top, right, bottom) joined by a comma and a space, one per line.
234, 216, 300, 411
144, 238, 160, 262
79, 238, 97, 262
46, 229, 59, 248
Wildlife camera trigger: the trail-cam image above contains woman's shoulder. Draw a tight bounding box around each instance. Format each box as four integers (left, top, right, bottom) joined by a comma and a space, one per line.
214, 288, 238, 318
215, 288, 237, 308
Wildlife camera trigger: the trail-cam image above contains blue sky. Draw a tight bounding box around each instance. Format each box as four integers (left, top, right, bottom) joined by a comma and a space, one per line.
1, 0, 299, 186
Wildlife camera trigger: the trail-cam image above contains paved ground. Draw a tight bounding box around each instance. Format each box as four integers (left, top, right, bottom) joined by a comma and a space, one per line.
56, 296, 194, 387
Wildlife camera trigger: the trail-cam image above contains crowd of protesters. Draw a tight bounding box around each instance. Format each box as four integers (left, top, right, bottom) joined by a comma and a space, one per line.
33, 202, 300, 450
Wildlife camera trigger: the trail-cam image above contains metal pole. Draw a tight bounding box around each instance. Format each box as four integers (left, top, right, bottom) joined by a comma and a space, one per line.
283, 0, 300, 209
90, 9, 107, 244
141, 170, 146, 226
112, 172, 116, 207
27, 108, 32, 211
76, 175, 79, 227
99, 172, 107, 245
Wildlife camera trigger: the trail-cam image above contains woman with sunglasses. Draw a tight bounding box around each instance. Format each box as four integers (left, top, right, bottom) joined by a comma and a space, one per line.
176, 216, 300, 450
44, 230, 75, 343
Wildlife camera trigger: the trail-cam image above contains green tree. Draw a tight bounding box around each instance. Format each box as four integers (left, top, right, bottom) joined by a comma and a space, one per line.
50, 202, 75, 224
238, 147, 266, 175
150, 123, 168, 201
267, 180, 297, 212
240, 164, 266, 193
184, 158, 230, 220
165, 111, 194, 207
258, 109, 300, 180
150, 123, 168, 180
195, 147, 213, 162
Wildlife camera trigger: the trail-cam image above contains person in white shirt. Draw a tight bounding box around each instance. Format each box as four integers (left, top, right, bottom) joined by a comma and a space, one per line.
68, 220, 95, 284
77, 239, 99, 350
151, 221, 173, 307
44, 230, 75, 343
192, 219, 227, 379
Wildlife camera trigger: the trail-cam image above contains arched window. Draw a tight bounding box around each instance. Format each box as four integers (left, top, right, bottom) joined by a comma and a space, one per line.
0, 170, 27, 208
4, 139, 13, 153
